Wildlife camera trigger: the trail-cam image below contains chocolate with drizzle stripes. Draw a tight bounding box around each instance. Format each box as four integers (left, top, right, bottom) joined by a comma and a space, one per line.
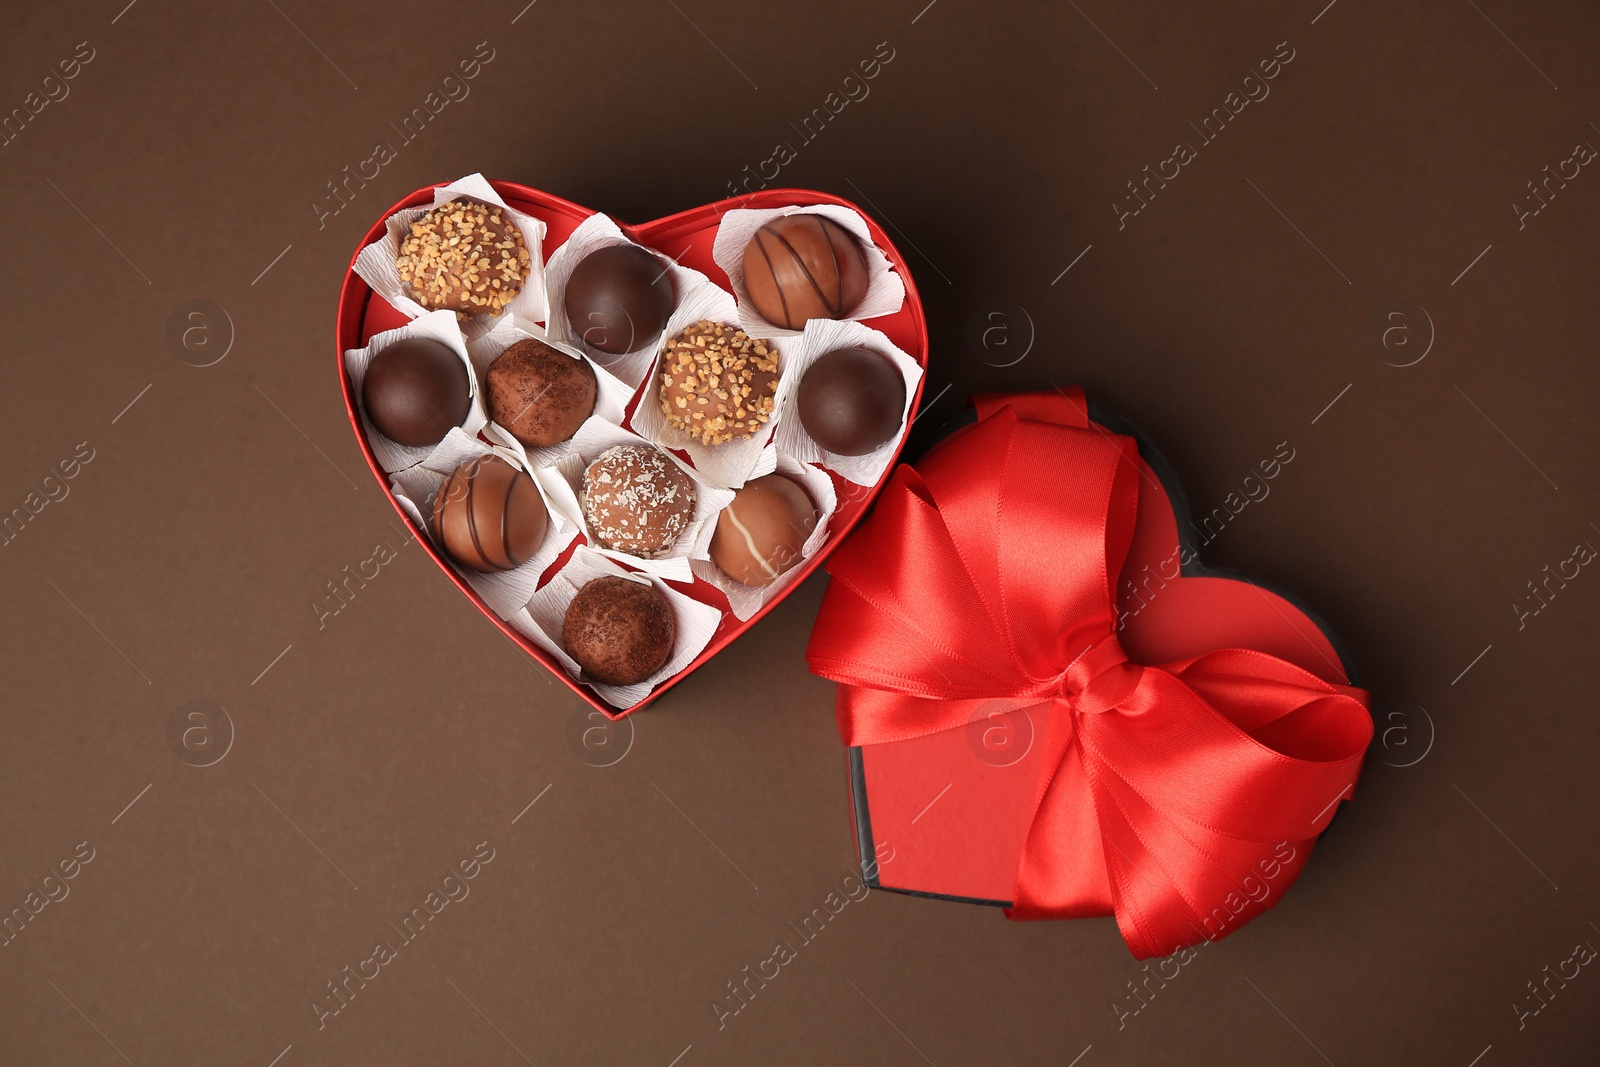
430, 455, 549, 573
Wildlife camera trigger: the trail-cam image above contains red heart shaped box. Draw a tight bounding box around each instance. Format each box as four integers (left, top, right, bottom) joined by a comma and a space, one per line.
847, 400, 1360, 906
336, 182, 927, 718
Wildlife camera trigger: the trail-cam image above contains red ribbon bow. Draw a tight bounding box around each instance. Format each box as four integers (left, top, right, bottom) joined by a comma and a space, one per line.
807, 390, 1373, 958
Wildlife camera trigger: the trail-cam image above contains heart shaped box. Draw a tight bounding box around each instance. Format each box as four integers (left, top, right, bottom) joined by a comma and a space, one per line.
847, 402, 1361, 906
336, 182, 927, 718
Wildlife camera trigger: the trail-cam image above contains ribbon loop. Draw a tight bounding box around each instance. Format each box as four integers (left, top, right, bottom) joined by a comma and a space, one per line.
807, 389, 1373, 958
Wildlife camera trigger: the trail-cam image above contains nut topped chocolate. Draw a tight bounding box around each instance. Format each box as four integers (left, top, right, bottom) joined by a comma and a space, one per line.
658, 320, 778, 446
486, 339, 597, 448
562, 576, 675, 686
396, 199, 531, 316
582, 445, 697, 558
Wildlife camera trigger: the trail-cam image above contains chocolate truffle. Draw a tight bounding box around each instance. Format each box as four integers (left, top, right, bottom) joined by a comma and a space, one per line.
486, 339, 597, 448
564, 244, 676, 355
582, 445, 696, 558
430, 455, 549, 573
658, 320, 778, 446
710, 475, 819, 587
562, 576, 675, 686
361, 337, 471, 448
742, 214, 869, 330
396, 199, 531, 316
797, 346, 906, 456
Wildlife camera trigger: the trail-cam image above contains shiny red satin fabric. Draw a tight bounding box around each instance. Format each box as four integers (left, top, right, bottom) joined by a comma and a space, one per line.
807, 390, 1373, 958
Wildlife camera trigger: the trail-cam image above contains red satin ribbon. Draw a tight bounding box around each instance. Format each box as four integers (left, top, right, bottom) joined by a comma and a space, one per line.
807, 389, 1373, 958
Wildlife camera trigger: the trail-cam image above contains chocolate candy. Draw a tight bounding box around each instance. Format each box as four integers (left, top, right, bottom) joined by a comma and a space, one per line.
396, 199, 530, 316
562, 576, 675, 686
564, 244, 676, 355
361, 337, 472, 448
658, 320, 778, 446
430, 455, 548, 573
486, 339, 597, 448
582, 445, 696, 558
710, 475, 818, 587
797, 346, 906, 456
742, 214, 868, 330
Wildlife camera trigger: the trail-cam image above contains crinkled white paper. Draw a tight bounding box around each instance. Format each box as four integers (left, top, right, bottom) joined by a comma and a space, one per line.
343, 310, 486, 474
711, 204, 905, 338
509, 546, 722, 710
771, 317, 924, 486
542, 212, 713, 387
690, 452, 838, 621
353, 173, 548, 342
388, 429, 577, 619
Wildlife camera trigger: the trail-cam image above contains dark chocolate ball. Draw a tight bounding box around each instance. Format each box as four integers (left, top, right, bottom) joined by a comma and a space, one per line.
710, 475, 819, 587
486, 339, 598, 448
563, 576, 675, 686
797, 347, 906, 456
564, 244, 676, 355
742, 214, 869, 330
362, 337, 471, 448
430, 455, 549, 573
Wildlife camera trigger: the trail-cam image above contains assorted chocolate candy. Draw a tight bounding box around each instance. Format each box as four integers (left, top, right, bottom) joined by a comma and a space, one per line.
565, 244, 676, 355
348, 186, 917, 708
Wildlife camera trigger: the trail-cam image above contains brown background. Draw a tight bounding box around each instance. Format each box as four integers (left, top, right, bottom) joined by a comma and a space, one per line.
1, 0, 1596, 1064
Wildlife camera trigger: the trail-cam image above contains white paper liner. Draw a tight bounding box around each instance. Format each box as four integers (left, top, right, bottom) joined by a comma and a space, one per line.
711, 204, 906, 338
352, 173, 548, 343
689, 453, 838, 621
628, 280, 787, 490
343, 310, 487, 474
466, 320, 635, 469
553, 421, 734, 582
387, 429, 578, 619
542, 212, 713, 387
771, 318, 925, 487
508, 546, 722, 710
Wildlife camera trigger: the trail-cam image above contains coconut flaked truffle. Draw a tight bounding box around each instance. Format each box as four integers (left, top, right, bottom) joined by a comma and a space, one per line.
396, 199, 531, 316
658, 320, 778, 446
562, 576, 675, 686
581, 445, 696, 558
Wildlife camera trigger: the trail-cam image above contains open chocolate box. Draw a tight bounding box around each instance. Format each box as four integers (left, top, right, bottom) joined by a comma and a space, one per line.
335, 177, 928, 717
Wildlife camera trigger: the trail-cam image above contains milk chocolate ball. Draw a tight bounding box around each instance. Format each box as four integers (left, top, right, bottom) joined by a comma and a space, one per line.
582, 445, 697, 558
486, 339, 597, 448
797, 347, 906, 456
742, 214, 869, 330
563, 576, 675, 686
564, 244, 676, 355
430, 455, 549, 573
710, 475, 819, 587
361, 337, 471, 448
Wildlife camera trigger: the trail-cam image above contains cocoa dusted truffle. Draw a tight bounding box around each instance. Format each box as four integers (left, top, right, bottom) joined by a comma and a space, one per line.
486, 339, 597, 448
710, 475, 819, 587
562, 576, 675, 686
658, 320, 778, 446
582, 445, 696, 558
564, 244, 676, 355
430, 455, 549, 573
361, 337, 471, 448
742, 214, 869, 330
797, 346, 906, 456
396, 199, 531, 316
